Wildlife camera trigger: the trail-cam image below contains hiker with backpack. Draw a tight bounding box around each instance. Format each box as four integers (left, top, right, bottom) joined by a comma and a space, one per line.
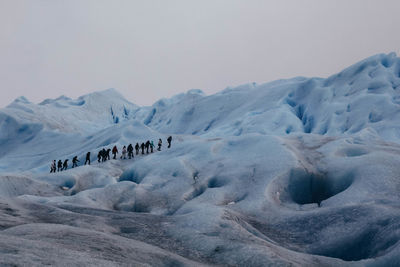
158, 138, 162, 151
150, 140, 154, 153
72, 156, 79, 168
141, 143, 145, 154
63, 159, 69, 171
57, 160, 63, 172
127, 144, 134, 159
112, 145, 118, 159
97, 150, 102, 162
101, 148, 107, 162
145, 140, 150, 154
135, 143, 139, 155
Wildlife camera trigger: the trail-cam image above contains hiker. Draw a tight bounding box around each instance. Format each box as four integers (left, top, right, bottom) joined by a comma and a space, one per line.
85, 152, 91, 165
57, 160, 63, 172
101, 148, 107, 162
145, 140, 150, 154
127, 144, 134, 159
121, 146, 127, 159
72, 156, 79, 168
135, 143, 139, 155
112, 145, 118, 159
167, 136, 172, 148
50, 160, 56, 173
150, 140, 154, 153
106, 149, 111, 160
158, 138, 162, 151
63, 159, 68, 171
97, 150, 102, 162
140, 143, 145, 154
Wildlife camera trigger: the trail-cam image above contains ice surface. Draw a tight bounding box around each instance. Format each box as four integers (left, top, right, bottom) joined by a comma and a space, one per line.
0, 53, 400, 266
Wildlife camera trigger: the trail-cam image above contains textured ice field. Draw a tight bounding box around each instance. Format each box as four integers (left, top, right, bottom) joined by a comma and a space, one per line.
0, 53, 400, 266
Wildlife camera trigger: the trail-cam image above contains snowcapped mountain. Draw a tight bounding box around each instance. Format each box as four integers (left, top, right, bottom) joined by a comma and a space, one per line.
0, 53, 400, 266
4, 88, 138, 133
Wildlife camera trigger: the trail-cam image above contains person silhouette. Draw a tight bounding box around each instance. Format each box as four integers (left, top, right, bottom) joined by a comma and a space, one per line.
85, 152, 91, 165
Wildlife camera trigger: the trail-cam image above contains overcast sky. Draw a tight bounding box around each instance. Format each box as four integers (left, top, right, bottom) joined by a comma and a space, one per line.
1, 0, 399, 107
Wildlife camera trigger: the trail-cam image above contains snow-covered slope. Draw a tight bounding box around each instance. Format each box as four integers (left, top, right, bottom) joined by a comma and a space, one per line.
134, 53, 400, 141
0, 88, 147, 171
2, 88, 138, 134
0, 53, 400, 266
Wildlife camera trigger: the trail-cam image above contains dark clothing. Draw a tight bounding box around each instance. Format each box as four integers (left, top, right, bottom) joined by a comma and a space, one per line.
135, 143, 139, 155
97, 151, 102, 162
112, 146, 118, 159
101, 149, 107, 162
72, 156, 79, 168
57, 160, 63, 172
145, 141, 150, 154
106, 149, 111, 160
141, 143, 145, 154
167, 136, 172, 148
158, 139, 162, 151
85, 152, 91, 165
127, 144, 134, 159
63, 159, 68, 171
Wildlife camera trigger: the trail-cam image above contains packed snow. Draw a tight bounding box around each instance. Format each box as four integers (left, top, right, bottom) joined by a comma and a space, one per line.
0, 53, 400, 266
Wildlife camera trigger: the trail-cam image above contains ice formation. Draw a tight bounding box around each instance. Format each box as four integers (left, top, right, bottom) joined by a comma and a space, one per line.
0, 53, 400, 266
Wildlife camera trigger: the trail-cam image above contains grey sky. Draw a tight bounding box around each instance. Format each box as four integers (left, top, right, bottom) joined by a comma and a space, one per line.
1, 0, 399, 107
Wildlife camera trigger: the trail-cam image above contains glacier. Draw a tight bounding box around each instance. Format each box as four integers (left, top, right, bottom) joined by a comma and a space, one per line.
0, 53, 400, 266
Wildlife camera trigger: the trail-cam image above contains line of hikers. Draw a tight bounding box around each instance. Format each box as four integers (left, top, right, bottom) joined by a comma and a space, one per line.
50, 136, 172, 173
